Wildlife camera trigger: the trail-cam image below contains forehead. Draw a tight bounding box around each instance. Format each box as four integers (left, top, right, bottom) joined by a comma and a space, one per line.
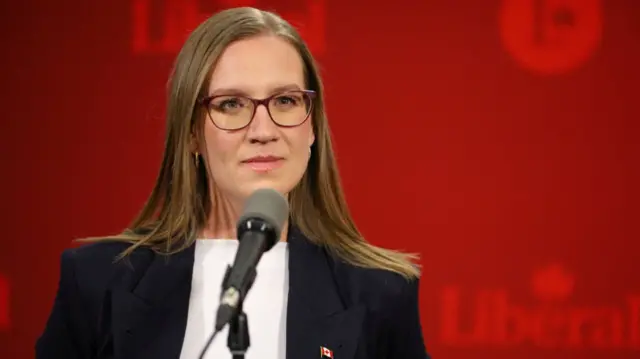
208, 35, 305, 95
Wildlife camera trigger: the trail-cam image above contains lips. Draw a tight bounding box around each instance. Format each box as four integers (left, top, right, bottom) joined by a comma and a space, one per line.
242, 155, 283, 163
242, 155, 284, 172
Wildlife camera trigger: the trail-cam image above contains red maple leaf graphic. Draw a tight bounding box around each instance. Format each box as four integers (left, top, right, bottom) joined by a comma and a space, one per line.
531, 263, 574, 301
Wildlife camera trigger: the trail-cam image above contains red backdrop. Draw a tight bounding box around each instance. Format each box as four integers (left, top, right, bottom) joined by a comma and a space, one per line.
1, 0, 639, 358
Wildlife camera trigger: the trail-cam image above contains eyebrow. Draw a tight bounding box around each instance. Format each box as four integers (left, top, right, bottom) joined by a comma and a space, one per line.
208, 83, 302, 97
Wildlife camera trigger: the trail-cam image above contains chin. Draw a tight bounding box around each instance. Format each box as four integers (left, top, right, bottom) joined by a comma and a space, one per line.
241, 180, 291, 198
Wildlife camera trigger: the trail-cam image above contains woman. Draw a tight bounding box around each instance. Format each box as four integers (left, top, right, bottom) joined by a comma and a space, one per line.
36, 7, 429, 359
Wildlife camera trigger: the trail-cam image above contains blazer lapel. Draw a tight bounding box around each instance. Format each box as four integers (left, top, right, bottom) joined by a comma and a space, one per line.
286, 227, 365, 359
109, 243, 195, 359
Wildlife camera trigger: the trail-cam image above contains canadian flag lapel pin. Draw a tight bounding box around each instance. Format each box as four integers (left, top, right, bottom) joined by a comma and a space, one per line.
320, 346, 334, 358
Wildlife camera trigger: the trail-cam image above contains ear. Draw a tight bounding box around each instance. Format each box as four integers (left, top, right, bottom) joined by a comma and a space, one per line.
189, 132, 198, 154
308, 126, 315, 148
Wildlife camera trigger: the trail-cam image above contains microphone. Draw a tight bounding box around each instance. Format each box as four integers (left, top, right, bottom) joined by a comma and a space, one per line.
214, 188, 289, 332
197, 188, 288, 359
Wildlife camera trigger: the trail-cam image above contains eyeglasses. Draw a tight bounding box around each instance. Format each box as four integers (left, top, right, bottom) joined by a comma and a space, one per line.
198, 90, 316, 130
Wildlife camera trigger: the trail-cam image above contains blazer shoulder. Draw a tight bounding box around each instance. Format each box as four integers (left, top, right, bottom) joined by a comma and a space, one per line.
37, 241, 151, 358
60, 241, 153, 296
65, 239, 156, 266
65, 240, 132, 261
331, 256, 419, 309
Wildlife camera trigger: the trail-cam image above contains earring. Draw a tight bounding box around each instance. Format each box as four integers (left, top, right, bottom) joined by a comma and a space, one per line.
194, 152, 200, 168
308, 147, 312, 157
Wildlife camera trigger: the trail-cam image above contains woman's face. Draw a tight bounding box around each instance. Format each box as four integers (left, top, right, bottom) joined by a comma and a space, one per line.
199, 35, 315, 206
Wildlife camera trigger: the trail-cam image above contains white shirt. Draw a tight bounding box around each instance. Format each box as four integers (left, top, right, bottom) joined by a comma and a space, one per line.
179, 239, 289, 359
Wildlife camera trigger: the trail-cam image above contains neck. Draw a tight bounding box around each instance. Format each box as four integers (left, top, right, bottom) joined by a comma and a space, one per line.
200, 222, 289, 242
199, 186, 289, 242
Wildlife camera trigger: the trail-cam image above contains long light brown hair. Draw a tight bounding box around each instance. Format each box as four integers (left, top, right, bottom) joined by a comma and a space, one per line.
86, 7, 420, 279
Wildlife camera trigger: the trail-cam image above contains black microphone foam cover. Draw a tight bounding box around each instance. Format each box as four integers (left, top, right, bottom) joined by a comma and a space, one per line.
238, 188, 289, 240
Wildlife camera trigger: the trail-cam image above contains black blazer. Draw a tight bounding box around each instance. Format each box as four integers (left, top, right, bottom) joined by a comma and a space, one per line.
36, 226, 430, 359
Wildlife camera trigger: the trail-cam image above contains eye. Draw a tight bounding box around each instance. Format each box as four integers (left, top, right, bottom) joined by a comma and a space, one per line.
211, 96, 248, 113
273, 94, 302, 108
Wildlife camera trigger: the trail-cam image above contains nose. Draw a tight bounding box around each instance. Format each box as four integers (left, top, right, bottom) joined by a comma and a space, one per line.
246, 103, 278, 143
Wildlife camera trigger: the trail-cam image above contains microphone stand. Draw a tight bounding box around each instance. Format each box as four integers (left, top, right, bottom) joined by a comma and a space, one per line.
227, 301, 250, 359
221, 265, 254, 359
